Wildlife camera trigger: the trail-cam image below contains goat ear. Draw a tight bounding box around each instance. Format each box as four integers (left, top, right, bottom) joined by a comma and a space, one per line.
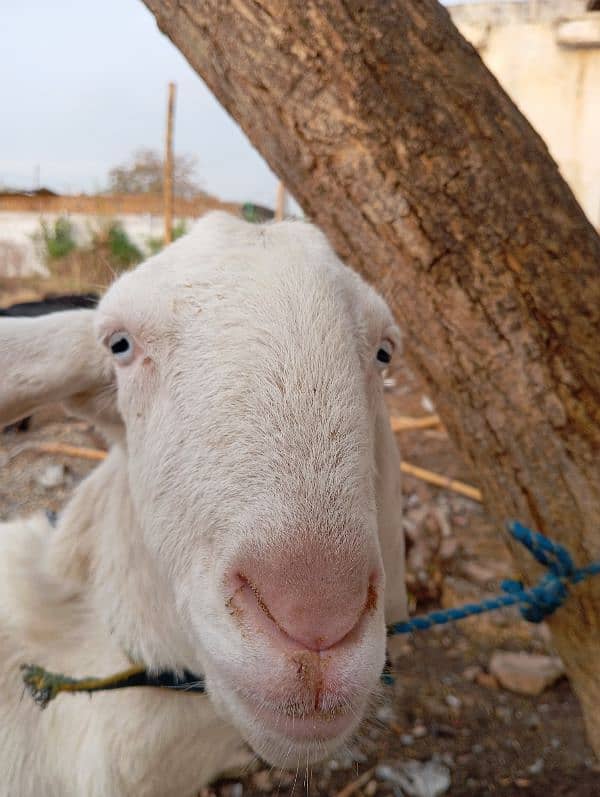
375, 395, 408, 624
0, 309, 120, 433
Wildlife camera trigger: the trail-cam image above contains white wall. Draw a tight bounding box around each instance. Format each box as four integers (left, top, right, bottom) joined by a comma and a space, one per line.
450, 1, 600, 227
0, 212, 193, 278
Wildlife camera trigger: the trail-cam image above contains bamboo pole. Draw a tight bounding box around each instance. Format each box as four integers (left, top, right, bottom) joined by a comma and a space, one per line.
163, 82, 176, 244
275, 181, 286, 221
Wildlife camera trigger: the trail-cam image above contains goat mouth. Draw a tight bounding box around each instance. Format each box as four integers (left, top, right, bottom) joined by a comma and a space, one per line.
246, 695, 356, 741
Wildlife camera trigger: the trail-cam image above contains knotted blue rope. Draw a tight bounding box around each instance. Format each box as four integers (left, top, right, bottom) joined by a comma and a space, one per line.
25, 517, 600, 700
387, 521, 600, 636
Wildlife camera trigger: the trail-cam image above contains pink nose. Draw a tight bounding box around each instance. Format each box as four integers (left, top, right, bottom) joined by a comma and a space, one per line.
226, 550, 377, 652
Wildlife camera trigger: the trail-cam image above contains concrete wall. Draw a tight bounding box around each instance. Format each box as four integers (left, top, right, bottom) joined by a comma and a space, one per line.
450, 1, 600, 227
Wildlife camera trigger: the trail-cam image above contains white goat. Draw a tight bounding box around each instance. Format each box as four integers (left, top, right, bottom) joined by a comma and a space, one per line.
0, 212, 406, 797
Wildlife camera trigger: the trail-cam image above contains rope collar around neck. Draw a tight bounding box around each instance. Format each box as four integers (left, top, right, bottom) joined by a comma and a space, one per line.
21, 664, 205, 709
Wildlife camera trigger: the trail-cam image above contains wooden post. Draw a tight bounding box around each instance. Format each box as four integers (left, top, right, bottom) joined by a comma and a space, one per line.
163, 82, 176, 244
275, 180, 286, 221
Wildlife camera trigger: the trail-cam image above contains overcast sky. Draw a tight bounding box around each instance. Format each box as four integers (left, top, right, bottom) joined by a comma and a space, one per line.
0, 0, 461, 207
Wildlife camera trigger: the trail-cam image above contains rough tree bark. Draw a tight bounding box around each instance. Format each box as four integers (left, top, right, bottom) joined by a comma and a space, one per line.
142, 0, 600, 752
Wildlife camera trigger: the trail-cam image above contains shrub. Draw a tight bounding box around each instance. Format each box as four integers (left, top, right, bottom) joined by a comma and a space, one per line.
146, 220, 188, 256
106, 223, 143, 267
38, 217, 77, 260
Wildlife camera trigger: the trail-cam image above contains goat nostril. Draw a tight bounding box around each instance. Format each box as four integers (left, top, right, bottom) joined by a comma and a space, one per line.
227, 567, 377, 653
236, 572, 278, 623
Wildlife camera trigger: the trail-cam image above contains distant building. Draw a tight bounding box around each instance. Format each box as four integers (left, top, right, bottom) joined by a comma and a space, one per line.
0, 187, 58, 199
449, 0, 600, 227
241, 202, 275, 223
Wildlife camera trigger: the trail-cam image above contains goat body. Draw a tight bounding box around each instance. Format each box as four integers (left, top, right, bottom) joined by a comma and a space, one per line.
0, 293, 98, 317
1, 293, 99, 433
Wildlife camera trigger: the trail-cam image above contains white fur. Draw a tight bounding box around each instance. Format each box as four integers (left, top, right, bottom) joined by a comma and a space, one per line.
0, 213, 406, 797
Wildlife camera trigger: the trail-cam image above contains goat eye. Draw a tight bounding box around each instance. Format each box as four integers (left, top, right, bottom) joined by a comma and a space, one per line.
108, 331, 134, 364
376, 341, 393, 366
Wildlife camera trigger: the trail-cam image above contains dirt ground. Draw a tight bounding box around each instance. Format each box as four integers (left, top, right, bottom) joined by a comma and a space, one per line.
1, 290, 598, 796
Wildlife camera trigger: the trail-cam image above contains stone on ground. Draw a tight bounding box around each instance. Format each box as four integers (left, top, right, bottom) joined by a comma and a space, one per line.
489, 651, 564, 696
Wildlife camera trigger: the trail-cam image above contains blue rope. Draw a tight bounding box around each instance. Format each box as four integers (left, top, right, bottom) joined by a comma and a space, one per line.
387, 521, 600, 636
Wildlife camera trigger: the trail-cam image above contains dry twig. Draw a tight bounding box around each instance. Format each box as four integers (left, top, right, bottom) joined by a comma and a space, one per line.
14, 441, 482, 503
400, 461, 482, 502
31, 442, 108, 461
335, 768, 375, 797
390, 414, 442, 432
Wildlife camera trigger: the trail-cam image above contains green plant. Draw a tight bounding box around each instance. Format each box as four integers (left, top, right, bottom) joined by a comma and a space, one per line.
106, 223, 143, 267
173, 220, 187, 241
146, 236, 164, 256
38, 217, 77, 260
146, 220, 188, 256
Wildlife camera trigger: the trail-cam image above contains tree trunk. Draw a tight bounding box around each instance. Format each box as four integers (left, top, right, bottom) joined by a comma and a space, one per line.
142, 0, 600, 752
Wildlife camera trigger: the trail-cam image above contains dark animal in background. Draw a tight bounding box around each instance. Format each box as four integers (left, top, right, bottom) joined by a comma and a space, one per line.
1, 293, 99, 432
0, 293, 98, 318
